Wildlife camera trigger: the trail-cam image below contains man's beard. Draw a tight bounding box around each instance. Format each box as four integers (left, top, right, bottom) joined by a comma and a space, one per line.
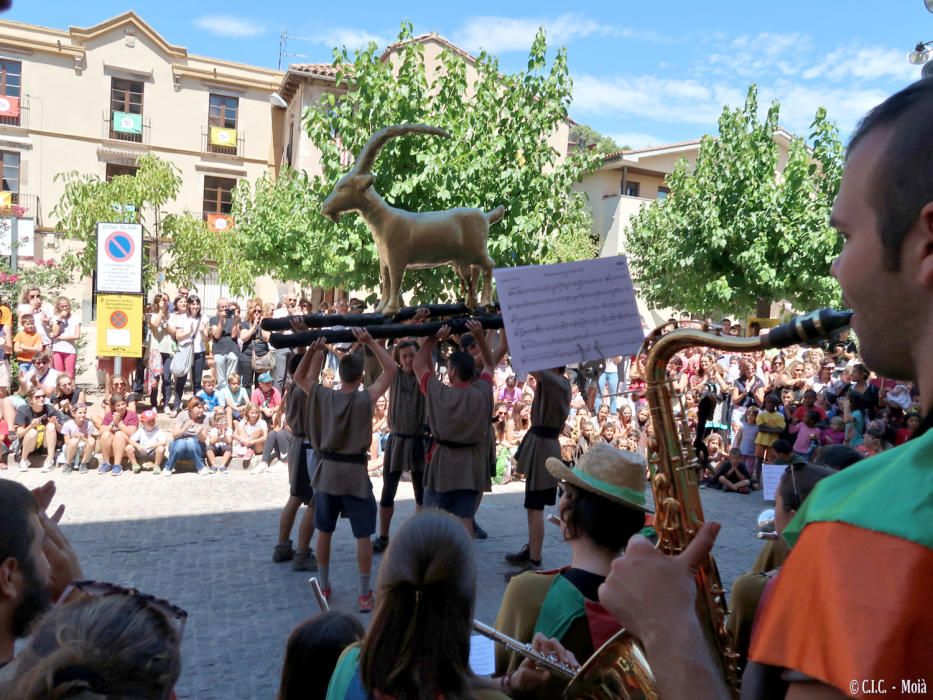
10, 555, 51, 638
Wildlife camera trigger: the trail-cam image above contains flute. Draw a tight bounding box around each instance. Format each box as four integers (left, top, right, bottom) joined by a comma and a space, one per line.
309, 577, 330, 612
472, 620, 576, 680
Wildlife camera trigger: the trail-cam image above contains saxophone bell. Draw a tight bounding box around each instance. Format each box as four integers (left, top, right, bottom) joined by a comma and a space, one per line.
756, 508, 779, 540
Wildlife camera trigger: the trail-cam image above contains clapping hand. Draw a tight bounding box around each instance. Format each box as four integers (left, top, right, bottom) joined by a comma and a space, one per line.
30, 481, 84, 603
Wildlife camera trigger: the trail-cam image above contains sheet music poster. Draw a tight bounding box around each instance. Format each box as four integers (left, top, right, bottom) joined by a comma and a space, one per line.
494, 256, 644, 375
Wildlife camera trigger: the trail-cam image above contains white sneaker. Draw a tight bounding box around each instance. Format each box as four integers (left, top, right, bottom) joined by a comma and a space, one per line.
40, 461, 54, 473
251, 461, 269, 474
162, 468, 172, 477
19, 459, 29, 472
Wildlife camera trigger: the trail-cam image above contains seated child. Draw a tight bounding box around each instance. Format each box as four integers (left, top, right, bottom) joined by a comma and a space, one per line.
206, 412, 233, 473
61, 404, 98, 473
127, 409, 169, 474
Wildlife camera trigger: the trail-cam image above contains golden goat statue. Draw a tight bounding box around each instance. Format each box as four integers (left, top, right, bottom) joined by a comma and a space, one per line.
320, 124, 504, 315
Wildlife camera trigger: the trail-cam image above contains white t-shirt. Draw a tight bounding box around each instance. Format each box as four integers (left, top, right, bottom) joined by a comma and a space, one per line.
18, 301, 54, 344
169, 314, 196, 347
132, 425, 167, 448
189, 316, 206, 353
62, 418, 97, 439
23, 366, 60, 392
50, 315, 81, 354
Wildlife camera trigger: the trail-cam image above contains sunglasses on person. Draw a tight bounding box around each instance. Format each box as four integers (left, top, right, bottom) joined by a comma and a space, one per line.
58, 580, 188, 639
29, 293, 40, 299
34, 359, 49, 365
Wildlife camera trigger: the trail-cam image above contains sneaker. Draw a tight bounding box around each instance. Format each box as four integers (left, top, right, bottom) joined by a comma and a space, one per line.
152, 464, 162, 475
62, 464, 74, 475
40, 460, 54, 473
197, 467, 211, 476
132, 462, 142, 474
273, 540, 295, 563
98, 462, 113, 475
504, 559, 542, 581
18, 459, 29, 472
111, 464, 123, 476
208, 466, 218, 474
251, 461, 269, 475
358, 591, 375, 613
504, 543, 531, 565
142, 461, 156, 472
218, 466, 228, 474
162, 468, 173, 477
372, 536, 390, 554
292, 550, 318, 571
472, 520, 488, 540
78, 463, 89, 474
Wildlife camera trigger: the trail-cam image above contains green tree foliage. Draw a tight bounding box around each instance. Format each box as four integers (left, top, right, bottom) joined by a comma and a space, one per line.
569, 122, 624, 153
624, 85, 844, 317
51, 154, 250, 293
233, 23, 601, 304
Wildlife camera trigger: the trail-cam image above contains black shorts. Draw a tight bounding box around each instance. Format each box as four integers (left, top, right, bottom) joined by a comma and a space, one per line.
424, 488, 478, 519
209, 444, 230, 458
524, 487, 558, 511
289, 444, 314, 506
314, 489, 377, 538
380, 469, 424, 507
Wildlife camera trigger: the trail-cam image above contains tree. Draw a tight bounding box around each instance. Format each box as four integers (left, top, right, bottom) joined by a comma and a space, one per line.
233, 23, 601, 304
51, 154, 251, 294
569, 122, 624, 153
624, 85, 844, 317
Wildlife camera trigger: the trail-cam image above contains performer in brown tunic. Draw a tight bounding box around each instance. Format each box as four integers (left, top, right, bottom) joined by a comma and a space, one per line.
414, 320, 494, 534
505, 367, 571, 572
293, 328, 396, 613
372, 340, 427, 553
272, 352, 318, 571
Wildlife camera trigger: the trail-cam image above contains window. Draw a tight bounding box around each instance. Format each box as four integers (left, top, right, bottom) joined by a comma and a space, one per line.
1, 150, 20, 193
208, 94, 238, 154
624, 181, 641, 197
0, 60, 22, 126
110, 78, 144, 142
286, 120, 295, 167
105, 163, 139, 181
657, 186, 670, 200
203, 176, 236, 215
0, 59, 21, 98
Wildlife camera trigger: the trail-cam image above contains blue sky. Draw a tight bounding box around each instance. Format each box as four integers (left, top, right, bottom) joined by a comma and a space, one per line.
7, 1, 929, 148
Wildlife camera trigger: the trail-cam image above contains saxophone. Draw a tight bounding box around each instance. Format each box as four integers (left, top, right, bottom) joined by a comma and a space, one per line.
563, 309, 852, 699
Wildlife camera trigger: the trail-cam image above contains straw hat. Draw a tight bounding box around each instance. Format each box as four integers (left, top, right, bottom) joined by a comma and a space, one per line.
546, 442, 651, 513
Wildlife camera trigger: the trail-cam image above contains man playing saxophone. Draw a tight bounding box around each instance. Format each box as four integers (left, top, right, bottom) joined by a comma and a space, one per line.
598, 79, 933, 699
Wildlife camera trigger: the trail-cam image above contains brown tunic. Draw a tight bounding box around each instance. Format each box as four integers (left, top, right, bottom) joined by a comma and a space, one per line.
423, 374, 493, 493
306, 384, 373, 499
384, 370, 426, 474
515, 371, 571, 491
286, 384, 309, 482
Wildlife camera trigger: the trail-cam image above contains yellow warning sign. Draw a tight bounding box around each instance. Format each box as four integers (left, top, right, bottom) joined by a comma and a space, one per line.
96, 294, 143, 357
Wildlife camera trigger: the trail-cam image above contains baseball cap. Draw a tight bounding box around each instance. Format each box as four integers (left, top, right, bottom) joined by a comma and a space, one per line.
258, 372, 274, 384
140, 409, 158, 422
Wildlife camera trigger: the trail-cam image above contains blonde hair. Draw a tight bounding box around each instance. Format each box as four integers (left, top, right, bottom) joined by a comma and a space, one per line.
3, 594, 181, 699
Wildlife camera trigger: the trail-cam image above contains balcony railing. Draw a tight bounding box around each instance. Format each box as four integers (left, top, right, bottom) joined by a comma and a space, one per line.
202, 125, 244, 157
103, 110, 150, 145
0, 95, 28, 128
0, 192, 41, 225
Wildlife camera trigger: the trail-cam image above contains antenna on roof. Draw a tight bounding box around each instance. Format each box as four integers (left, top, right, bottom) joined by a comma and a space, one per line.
278, 31, 312, 70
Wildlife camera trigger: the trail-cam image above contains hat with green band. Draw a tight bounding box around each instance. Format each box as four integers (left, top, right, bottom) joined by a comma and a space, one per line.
546, 442, 652, 513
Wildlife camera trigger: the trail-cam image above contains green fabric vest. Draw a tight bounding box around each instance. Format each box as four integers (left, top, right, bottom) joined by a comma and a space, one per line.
326, 644, 362, 700
532, 574, 585, 640
785, 429, 933, 549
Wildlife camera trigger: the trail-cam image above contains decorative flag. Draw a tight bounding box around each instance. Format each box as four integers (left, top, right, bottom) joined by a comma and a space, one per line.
113, 111, 142, 134
0, 192, 11, 207
0, 96, 20, 118
210, 127, 237, 147
207, 213, 234, 232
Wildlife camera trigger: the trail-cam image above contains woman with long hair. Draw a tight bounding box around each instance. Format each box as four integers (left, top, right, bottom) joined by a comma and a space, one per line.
238, 297, 265, 391
47, 296, 80, 378
148, 293, 175, 411
327, 511, 573, 699
186, 294, 208, 397
279, 611, 364, 700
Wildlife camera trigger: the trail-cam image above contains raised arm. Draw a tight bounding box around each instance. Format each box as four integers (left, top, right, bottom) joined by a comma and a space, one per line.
414, 325, 446, 383
490, 328, 509, 368
467, 319, 494, 375
293, 338, 326, 395
354, 327, 397, 401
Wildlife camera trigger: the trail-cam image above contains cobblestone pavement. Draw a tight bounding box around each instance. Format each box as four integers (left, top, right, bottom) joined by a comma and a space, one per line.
3, 465, 767, 699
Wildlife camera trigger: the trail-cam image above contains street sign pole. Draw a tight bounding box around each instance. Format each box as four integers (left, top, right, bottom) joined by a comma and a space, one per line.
10, 216, 17, 271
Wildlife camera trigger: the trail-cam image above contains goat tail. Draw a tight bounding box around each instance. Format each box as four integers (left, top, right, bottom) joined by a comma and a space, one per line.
485, 205, 505, 225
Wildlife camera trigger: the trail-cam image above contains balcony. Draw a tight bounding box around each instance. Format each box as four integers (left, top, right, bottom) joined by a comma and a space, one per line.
102, 110, 150, 146
0, 95, 28, 129
0, 192, 41, 225
202, 125, 244, 158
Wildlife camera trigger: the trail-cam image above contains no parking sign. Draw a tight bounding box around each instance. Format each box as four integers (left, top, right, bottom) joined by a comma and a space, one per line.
96, 294, 143, 358
96, 222, 143, 294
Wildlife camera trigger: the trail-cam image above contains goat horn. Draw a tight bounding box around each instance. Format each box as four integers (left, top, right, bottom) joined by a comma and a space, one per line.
352, 123, 450, 175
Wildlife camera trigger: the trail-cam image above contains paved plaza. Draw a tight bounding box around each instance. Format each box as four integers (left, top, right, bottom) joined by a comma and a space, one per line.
4, 465, 767, 699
